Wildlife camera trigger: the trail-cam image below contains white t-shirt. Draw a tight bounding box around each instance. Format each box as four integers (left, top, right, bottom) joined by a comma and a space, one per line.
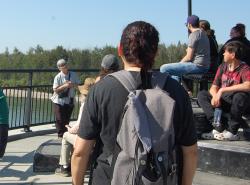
50, 71, 80, 105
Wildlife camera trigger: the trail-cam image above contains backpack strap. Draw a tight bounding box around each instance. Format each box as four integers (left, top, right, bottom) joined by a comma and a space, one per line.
110, 70, 169, 91
109, 70, 137, 91
151, 71, 169, 90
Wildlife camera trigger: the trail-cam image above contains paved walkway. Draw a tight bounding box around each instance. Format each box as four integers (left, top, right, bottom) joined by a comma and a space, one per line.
0, 132, 73, 185
1, 124, 250, 185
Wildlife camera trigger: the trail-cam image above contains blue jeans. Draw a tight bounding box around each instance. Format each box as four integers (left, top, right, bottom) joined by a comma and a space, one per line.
160, 62, 209, 81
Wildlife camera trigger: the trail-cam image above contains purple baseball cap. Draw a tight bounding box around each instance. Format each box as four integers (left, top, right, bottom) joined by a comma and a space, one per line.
186, 15, 199, 26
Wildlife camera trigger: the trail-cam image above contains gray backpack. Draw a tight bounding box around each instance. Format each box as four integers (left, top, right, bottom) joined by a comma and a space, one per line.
110, 70, 178, 185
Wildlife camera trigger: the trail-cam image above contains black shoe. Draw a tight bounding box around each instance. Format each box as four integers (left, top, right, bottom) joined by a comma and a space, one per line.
55, 165, 71, 177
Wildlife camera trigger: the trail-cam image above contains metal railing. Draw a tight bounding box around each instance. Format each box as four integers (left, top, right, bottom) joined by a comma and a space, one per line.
0, 69, 99, 131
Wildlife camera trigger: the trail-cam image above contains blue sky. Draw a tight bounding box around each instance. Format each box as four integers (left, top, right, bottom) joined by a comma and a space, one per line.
0, 0, 250, 53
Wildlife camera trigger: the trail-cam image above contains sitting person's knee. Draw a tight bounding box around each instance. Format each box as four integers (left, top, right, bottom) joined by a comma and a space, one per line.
197, 90, 209, 99
62, 132, 70, 139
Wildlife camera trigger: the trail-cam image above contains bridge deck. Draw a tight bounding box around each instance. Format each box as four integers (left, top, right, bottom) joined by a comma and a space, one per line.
1, 120, 250, 185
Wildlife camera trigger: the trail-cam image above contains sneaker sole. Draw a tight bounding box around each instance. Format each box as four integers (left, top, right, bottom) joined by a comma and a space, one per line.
55, 172, 71, 177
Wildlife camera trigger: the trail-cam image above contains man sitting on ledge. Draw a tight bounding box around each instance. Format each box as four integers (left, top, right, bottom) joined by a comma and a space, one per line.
160, 15, 210, 95
198, 41, 250, 141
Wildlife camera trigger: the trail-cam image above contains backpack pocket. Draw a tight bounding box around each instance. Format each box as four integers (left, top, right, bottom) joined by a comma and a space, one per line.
141, 176, 163, 185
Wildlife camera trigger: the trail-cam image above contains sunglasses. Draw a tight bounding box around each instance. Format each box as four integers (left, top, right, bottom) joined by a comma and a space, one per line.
57, 64, 67, 68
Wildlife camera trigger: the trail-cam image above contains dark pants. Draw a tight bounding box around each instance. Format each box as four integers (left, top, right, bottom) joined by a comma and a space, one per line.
0, 124, 8, 158
181, 78, 193, 92
54, 103, 74, 138
197, 90, 250, 134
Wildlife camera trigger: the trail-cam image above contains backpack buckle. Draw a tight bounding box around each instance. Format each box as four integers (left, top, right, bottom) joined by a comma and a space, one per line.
169, 163, 177, 176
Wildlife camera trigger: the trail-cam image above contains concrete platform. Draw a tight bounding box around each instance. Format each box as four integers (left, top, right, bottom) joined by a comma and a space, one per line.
0, 133, 72, 184
0, 128, 91, 185
193, 171, 250, 185
1, 123, 250, 185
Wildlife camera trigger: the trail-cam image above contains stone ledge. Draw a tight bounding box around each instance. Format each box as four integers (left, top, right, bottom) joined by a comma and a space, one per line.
198, 140, 250, 180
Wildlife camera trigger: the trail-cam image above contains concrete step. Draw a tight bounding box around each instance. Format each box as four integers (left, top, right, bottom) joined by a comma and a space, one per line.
197, 139, 250, 180
192, 102, 250, 180
33, 139, 250, 181
193, 170, 250, 185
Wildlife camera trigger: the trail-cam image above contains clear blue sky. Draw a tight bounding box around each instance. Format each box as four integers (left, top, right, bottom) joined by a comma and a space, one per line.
0, 0, 250, 53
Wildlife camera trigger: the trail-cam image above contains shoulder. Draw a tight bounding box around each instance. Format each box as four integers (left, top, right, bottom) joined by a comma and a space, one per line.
54, 72, 62, 81
164, 76, 189, 103
97, 75, 123, 89
239, 62, 250, 71
218, 63, 227, 71
55, 72, 61, 78
89, 75, 126, 99
189, 30, 199, 38
245, 38, 250, 46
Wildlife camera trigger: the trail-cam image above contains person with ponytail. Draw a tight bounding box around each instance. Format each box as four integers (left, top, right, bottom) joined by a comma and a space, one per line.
71, 21, 197, 185
199, 20, 219, 73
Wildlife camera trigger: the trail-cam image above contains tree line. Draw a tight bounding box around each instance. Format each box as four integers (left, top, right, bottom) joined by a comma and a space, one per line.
0, 42, 187, 86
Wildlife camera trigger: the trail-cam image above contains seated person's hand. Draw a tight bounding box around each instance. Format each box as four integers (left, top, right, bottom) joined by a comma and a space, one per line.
65, 125, 71, 131
65, 124, 78, 134
65, 81, 74, 88
211, 94, 221, 107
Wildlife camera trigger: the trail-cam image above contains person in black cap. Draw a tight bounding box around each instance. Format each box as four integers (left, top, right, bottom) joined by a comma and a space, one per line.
95, 54, 120, 82
160, 15, 210, 95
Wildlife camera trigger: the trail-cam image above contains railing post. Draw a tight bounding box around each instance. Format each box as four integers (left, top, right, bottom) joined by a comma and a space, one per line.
187, 0, 192, 36
188, 0, 192, 16
24, 71, 33, 132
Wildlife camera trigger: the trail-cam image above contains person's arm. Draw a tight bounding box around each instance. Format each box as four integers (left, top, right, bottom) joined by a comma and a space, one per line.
181, 143, 198, 185
218, 81, 250, 94
66, 123, 79, 134
209, 84, 219, 97
209, 84, 220, 107
71, 136, 95, 185
180, 47, 194, 62
53, 82, 72, 93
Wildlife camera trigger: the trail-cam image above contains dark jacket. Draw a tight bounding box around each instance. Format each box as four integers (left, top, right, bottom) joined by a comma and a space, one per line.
218, 36, 250, 66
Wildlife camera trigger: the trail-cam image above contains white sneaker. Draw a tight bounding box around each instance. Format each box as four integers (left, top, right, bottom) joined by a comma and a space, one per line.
201, 129, 221, 140
214, 130, 240, 141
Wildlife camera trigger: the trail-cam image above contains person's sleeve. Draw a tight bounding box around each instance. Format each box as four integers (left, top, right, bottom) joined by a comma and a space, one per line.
169, 79, 197, 146
241, 66, 250, 82
177, 93, 197, 146
53, 75, 59, 89
78, 87, 100, 140
188, 32, 199, 49
212, 64, 223, 86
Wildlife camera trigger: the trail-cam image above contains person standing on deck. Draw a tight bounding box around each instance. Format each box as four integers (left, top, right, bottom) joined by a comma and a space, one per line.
0, 87, 9, 159
50, 59, 80, 138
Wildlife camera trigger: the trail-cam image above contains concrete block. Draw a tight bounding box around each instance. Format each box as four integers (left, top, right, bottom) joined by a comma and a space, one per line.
33, 139, 61, 172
